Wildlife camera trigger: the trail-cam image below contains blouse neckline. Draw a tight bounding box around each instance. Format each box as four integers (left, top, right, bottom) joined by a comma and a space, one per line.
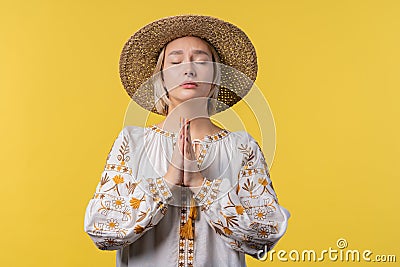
147, 124, 231, 143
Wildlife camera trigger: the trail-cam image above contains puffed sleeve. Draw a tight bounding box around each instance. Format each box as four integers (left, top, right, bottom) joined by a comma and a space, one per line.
84, 127, 173, 250
193, 133, 290, 260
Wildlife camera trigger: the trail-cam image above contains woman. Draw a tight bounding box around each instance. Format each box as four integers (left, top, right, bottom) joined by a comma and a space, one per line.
84, 15, 290, 267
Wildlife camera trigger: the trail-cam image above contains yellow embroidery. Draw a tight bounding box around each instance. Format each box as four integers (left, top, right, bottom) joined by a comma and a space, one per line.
134, 225, 144, 234
130, 194, 145, 209
113, 175, 124, 184
106, 218, 119, 230
235, 205, 244, 215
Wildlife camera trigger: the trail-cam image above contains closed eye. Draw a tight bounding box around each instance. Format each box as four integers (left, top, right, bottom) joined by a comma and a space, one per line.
170, 60, 209, 65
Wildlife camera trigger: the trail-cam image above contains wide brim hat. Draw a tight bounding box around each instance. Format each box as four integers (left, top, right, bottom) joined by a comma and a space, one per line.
119, 14, 258, 115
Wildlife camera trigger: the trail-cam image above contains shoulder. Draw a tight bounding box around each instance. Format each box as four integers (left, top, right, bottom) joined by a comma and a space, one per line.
228, 130, 264, 156
228, 130, 258, 145
121, 125, 146, 136
114, 125, 148, 145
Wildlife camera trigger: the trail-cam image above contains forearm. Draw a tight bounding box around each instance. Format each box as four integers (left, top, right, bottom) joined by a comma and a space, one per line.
84, 174, 172, 250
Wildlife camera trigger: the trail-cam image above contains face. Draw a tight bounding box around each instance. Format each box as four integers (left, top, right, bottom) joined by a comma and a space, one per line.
162, 36, 214, 105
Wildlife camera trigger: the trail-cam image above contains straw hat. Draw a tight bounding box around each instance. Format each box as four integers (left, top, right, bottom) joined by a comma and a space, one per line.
119, 14, 258, 115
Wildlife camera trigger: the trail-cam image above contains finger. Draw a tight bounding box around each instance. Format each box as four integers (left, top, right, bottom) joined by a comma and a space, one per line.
182, 117, 186, 153
187, 120, 195, 157
184, 117, 187, 141
183, 118, 188, 184
185, 119, 191, 155
180, 117, 185, 154
183, 117, 188, 174
185, 119, 193, 157
187, 119, 192, 145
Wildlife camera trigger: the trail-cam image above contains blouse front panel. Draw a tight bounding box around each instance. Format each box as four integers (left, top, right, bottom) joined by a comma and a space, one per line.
84, 125, 290, 267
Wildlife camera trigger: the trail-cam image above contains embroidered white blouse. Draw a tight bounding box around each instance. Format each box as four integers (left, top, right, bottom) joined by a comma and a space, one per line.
84, 125, 290, 267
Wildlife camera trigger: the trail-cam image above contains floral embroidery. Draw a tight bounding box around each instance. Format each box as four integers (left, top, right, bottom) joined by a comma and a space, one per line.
117, 135, 131, 164
84, 127, 289, 263
224, 193, 245, 216
242, 178, 257, 198
251, 221, 278, 239
238, 143, 255, 168
134, 219, 154, 234
91, 220, 128, 240
113, 175, 124, 184
134, 225, 144, 234
137, 208, 150, 223
235, 205, 245, 215
253, 208, 267, 220
125, 180, 141, 195
200, 139, 286, 260
112, 197, 125, 209
102, 175, 125, 196
257, 226, 270, 238
106, 218, 119, 230
100, 173, 110, 189
263, 198, 277, 213
210, 219, 234, 236
220, 210, 239, 228
129, 194, 145, 209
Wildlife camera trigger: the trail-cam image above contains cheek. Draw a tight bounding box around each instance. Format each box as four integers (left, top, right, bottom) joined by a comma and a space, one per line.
197, 65, 214, 84
162, 68, 181, 89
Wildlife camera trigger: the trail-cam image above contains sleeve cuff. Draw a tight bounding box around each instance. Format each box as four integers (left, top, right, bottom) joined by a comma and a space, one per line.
193, 177, 222, 210
255, 205, 291, 260
147, 177, 174, 203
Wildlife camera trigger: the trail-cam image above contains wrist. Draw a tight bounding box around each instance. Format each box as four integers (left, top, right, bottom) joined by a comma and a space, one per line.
188, 173, 206, 194
164, 171, 181, 186
163, 175, 179, 190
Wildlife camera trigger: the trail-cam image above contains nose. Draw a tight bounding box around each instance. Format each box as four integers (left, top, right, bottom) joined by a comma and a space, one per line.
183, 62, 196, 77
185, 70, 194, 77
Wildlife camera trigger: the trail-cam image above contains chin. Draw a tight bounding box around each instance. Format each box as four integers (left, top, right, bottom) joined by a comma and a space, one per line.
171, 93, 209, 104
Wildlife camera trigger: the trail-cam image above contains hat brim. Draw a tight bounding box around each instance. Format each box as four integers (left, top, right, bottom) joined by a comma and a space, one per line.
119, 14, 258, 115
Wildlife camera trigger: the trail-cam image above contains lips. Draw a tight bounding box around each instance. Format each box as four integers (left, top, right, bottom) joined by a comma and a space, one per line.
181, 81, 198, 86
180, 81, 198, 88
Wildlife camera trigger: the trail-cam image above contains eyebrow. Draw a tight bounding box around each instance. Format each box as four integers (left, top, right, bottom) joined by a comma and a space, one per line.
167, 49, 211, 57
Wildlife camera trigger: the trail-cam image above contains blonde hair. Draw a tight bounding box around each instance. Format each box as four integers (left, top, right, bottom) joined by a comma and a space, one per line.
153, 37, 221, 116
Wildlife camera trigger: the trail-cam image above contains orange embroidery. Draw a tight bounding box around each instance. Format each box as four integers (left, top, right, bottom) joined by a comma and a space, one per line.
130, 194, 145, 209
113, 175, 124, 184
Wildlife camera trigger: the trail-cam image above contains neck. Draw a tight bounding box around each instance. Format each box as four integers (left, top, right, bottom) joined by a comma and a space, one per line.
159, 100, 219, 138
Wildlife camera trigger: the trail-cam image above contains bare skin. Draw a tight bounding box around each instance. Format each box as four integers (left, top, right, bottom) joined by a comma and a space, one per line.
159, 36, 224, 193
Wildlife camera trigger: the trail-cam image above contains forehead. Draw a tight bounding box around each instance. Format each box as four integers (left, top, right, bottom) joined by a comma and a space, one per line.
165, 36, 211, 54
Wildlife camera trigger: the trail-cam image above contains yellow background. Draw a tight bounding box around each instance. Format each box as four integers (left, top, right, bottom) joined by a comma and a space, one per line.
1, 0, 399, 266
